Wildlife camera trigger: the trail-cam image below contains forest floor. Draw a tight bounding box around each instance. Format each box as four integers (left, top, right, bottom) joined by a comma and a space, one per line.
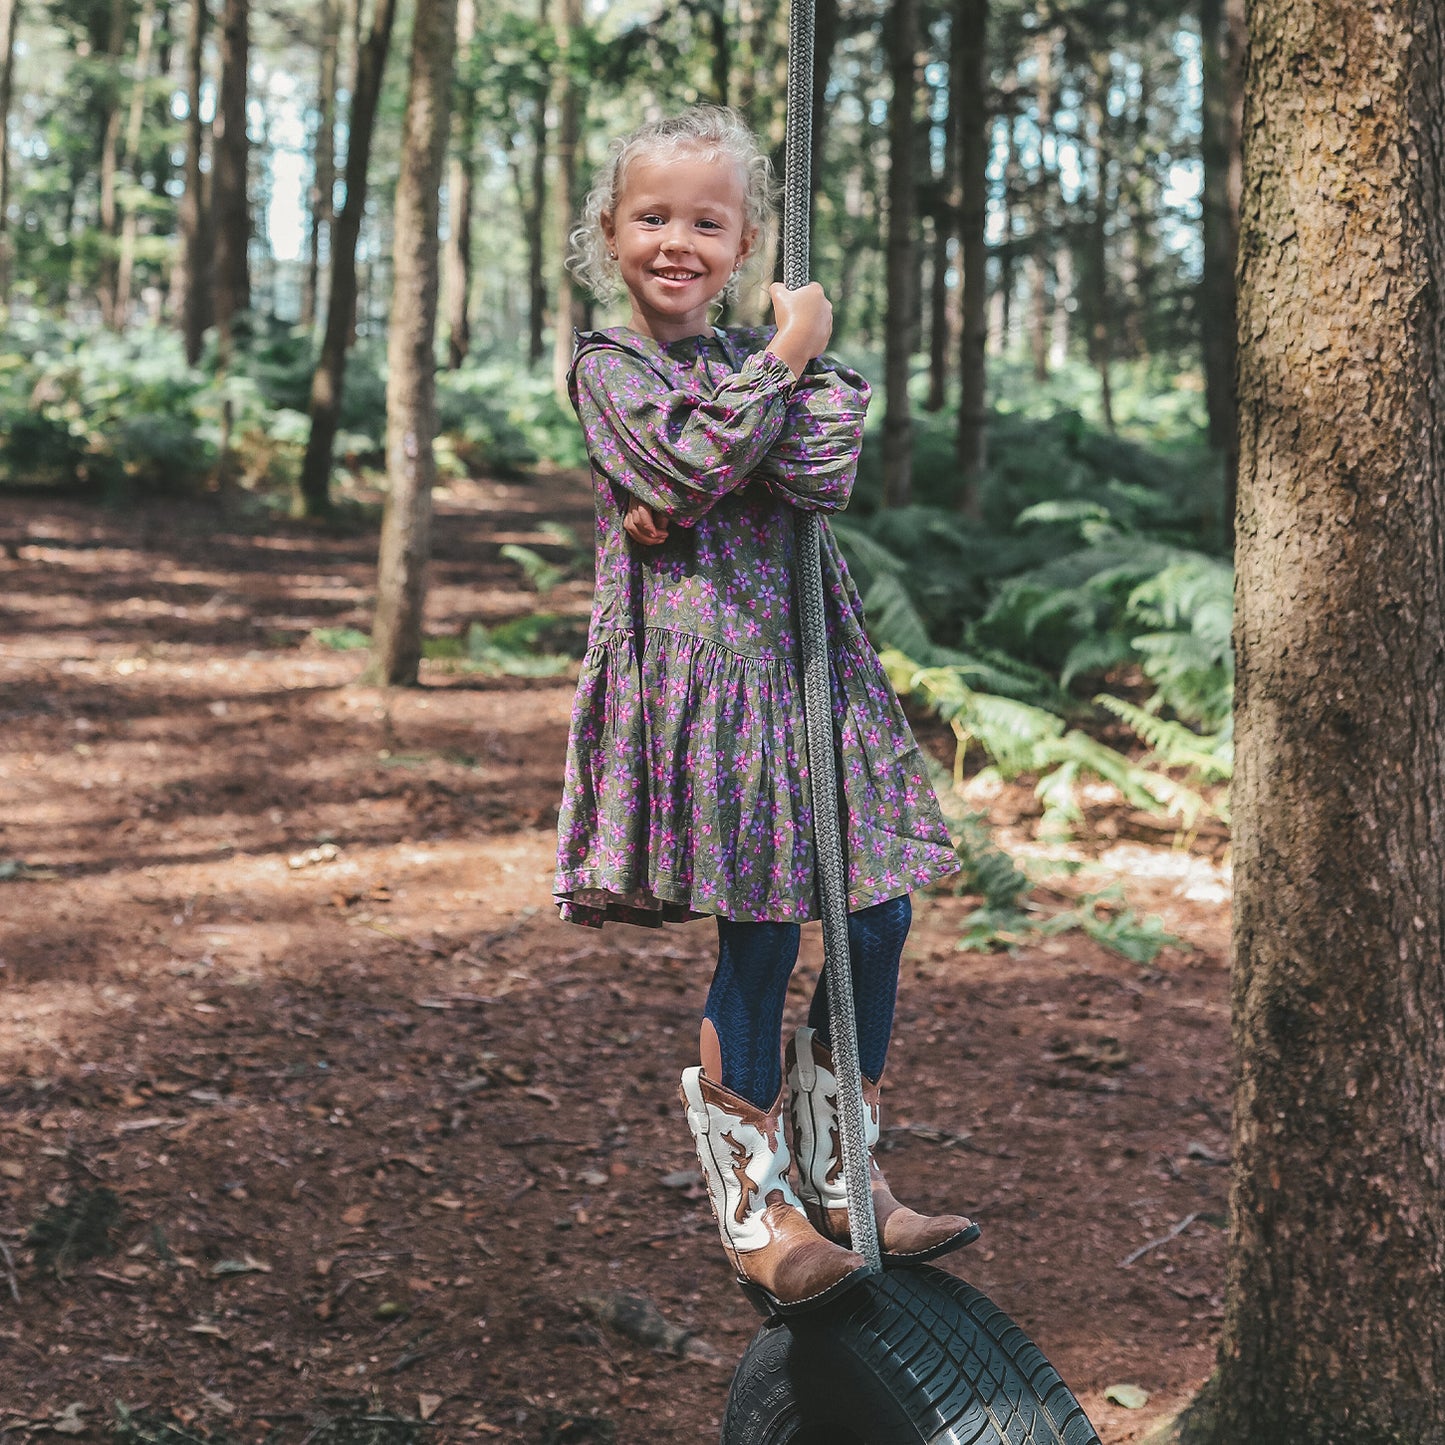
0, 471, 1231, 1445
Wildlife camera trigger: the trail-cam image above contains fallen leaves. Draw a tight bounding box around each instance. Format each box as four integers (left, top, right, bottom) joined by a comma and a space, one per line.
1104, 1383, 1151, 1410
209, 1255, 271, 1278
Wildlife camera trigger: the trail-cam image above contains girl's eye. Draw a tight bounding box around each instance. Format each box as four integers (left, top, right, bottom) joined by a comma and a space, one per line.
697, 220, 721, 231
640, 214, 664, 226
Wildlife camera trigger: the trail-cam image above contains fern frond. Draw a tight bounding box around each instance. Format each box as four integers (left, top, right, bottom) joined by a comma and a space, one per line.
1092, 693, 1234, 782
500, 542, 566, 595
1059, 632, 1136, 689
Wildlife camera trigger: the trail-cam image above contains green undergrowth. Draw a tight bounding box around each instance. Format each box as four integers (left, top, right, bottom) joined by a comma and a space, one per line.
845, 367, 1229, 957
0, 315, 585, 501
310, 614, 584, 678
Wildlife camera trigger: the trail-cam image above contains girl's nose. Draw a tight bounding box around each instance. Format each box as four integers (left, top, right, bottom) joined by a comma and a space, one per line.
659, 224, 692, 253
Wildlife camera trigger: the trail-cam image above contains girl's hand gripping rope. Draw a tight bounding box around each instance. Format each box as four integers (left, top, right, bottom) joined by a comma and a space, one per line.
767, 282, 834, 380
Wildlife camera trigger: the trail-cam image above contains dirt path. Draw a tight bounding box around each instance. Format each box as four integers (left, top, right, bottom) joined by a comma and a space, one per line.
0, 476, 1230, 1444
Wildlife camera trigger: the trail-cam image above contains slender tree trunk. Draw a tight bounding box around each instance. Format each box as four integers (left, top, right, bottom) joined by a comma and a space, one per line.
707, 0, 729, 105
114, 0, 158, 330
444, 0, 478, 369
1028, 19, 1053, 383
1086, 53, 1114, 432
176, 0, 210, 362
1050, 242, 1072, 367
954, 0, 988, 514
881, 0, 919, 508
97, 0, 128, 329
302, 0, 342, 330
526, 89, 547, 367
297, 0, 399, 517
211, 0, 250, 354
549, 0, 582, 402
1202, 0, 1445, 1440
369, 0, 458, 687
808, 0, 840, 221
926, 24, 959, 414
0, 0, 21, 311
1200, 0, 1244, 544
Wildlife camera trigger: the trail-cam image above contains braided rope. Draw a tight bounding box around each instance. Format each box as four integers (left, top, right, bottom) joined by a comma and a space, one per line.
786, 0, 882, 1274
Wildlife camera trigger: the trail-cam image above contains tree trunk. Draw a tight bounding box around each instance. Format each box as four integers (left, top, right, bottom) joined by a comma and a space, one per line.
707, 0, 728, 105
925, 23, 958, 415
297, 0, 399, 517
808, 0, 840, 221
549, 0, 582, 403
444, 0, 478, 369
369, 0, 458, 687
176, 0, 210, 362
526, 86, 547, 367
0, 0, 20, 311
1199, 0, 1244, 543
97, 0, 128, 329
1206, 0, 1445, 1440
954, 0, 988, 514
302, 0, 342, 330
881, 0, 919, 508
114, 0, 159, 330
1086, 53, 1114, 432
211, 0, 251, 354
1027, 19, 1054, 384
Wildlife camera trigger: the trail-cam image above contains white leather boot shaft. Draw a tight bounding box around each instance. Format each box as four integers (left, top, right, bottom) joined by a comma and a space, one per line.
681, 1066, 806, 1256
788, 1025, 878, 1213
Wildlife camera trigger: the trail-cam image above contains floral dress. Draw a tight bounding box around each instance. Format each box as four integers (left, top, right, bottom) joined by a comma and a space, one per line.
554, 324, 960, 928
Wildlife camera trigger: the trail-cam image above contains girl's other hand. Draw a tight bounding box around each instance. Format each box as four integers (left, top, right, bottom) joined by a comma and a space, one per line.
623, 495, 670, 546
767, 282, 833, 379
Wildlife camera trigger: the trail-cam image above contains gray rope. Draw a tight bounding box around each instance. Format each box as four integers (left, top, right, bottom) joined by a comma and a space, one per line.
786, 0, 882, 1274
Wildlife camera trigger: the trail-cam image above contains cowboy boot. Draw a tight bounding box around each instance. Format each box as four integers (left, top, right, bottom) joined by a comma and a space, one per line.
680, 1066, 869, 1315
786, 1025, 981, 1264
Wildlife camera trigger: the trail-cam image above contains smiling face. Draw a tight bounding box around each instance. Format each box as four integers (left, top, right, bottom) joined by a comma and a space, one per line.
601, 149, 755, 342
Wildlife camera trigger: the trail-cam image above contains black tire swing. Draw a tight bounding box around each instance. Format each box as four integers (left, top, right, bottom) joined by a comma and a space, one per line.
719, 6, 1103, 1442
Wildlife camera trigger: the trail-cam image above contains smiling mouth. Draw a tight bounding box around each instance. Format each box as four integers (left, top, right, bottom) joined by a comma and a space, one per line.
653, 269, 702, 282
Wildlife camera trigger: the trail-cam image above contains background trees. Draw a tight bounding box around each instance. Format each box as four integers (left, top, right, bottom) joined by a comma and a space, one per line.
0, 1, 1227, 467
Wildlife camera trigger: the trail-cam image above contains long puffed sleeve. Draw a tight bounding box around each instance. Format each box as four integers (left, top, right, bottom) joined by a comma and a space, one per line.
753, 359, 871, 513
569, 339, 799, 526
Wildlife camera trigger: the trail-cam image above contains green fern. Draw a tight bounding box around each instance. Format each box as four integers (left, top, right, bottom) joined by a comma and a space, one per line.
1093, 693, 1233, 784
500, 542, 567, 595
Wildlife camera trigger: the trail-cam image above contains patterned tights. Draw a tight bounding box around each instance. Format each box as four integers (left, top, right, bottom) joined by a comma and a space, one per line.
703, 895, 911, 1108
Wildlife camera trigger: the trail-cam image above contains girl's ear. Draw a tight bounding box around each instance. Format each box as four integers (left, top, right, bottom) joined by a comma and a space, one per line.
736, 226, 758, 266
600, 211, 617, 252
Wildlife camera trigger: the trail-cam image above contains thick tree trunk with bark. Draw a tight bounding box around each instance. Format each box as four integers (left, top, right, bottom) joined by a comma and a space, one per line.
881, 0, 919, 508
1199, 0, 1244, 542
297, 0, 399, 518
369, 0, 458, 687
176, 0, 210, 362
302, 0, 342, 330
211, 0, 250, 353
1206, 0, 1445, 1439
0, 0, 21, 310
953, 0, 988, 515
549, 0, 582, 403
444, 0, 478, 369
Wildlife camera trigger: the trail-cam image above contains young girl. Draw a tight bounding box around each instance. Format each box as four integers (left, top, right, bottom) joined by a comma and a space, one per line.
556, 106, 978, 1316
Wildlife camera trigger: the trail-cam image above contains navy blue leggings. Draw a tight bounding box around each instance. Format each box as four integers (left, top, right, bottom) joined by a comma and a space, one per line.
703, 895, 911, 1108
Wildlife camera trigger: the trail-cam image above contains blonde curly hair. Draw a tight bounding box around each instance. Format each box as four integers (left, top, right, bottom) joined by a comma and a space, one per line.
568, 106, 777, 306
